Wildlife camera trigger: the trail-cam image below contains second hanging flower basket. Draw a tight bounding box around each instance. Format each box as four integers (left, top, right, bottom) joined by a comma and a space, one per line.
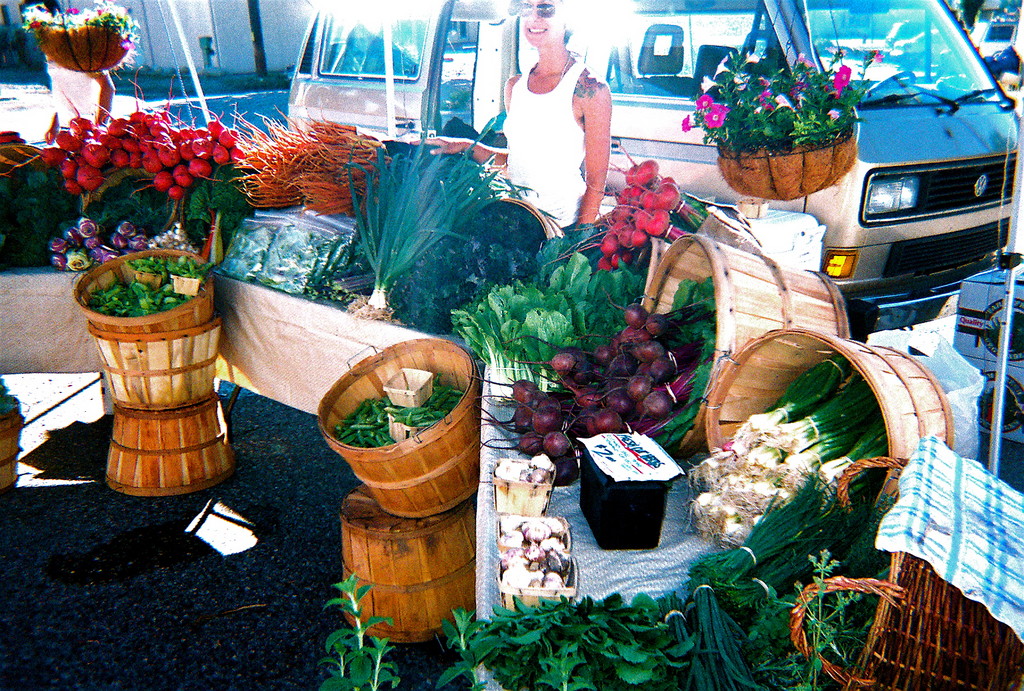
716, 132, 858, 201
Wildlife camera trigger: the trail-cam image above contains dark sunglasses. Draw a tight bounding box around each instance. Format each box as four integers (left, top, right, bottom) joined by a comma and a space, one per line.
509, 1, 557, 19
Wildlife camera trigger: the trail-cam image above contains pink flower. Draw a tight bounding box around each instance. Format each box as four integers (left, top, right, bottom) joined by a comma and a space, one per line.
681, 116, 692, 132
68, 7, 80, 13
871, 51, 884, 64
695, 94, 713, 111
833, 64, 852, 96
704, 104, 730, 128
757, 89, 774, 110
796, 54, 814, 68
828, 109, 840, 120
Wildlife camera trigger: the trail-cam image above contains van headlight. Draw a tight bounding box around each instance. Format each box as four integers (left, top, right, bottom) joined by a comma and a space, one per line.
865, 175, 920, 216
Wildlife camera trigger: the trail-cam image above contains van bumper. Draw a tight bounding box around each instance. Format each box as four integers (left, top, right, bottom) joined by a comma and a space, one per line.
845, 283, 961, 341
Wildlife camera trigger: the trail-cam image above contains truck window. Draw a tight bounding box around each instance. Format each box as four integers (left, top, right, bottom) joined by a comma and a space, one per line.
318, 15, 429, 79
806, 0, 998, 103
602, 5, 777, 101
439, 21, 479, 136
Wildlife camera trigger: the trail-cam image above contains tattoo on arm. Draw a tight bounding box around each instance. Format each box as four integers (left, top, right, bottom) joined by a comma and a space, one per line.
574, 73, 605, 99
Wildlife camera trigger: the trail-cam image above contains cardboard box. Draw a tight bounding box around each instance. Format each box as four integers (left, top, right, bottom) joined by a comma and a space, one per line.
971, 367, 1024, 444
954, 269, 1024, 368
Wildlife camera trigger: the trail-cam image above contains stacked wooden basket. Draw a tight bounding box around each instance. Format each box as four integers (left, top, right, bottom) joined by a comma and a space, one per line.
75, 250, 234, 496
318, 339, 481, 643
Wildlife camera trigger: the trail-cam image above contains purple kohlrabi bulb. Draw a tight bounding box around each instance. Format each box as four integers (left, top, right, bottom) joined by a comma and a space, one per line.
77, 218, 100, 238
127, 235, 149, 251
48, 237, 69, 253
110, 233, 129, 249
50, 253, 69, 270
83, 236, 102, 250
115, 221, 137, 238
63, 226, 83, 244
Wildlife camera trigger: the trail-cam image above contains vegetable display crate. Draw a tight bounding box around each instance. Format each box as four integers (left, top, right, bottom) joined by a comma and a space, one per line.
318, 339, 480, 518
0, 410, 23, 494
789, 457, 1024, 690
74, 250, 214, 335
493, 472, 553, 516
87, 318, 221, 410
704, 329, 954, 462
340, 485, 476, 643
642, 234, 850, 456
499, 558, 577, 609
106, 394, 234, 496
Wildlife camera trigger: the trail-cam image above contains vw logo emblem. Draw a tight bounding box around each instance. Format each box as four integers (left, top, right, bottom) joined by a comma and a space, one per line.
974, 174, 989, 197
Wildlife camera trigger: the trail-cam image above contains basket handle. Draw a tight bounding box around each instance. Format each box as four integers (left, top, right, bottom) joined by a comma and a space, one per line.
789, 575, 906, 688
346, 344, 380, 368
836, 456, 906, 508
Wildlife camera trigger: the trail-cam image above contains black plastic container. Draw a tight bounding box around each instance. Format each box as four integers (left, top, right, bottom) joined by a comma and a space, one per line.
579, 445, 669, 550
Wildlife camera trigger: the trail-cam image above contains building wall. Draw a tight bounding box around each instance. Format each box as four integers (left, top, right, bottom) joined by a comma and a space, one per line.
0, 0, 313, 74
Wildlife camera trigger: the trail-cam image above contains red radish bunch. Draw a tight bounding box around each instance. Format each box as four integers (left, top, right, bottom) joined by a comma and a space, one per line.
597, 159, 689, 271
40, 112, 242, 199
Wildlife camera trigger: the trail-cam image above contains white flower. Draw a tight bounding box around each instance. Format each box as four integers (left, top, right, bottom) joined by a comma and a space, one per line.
745, 53, 761, 64
701, 76, 717, 93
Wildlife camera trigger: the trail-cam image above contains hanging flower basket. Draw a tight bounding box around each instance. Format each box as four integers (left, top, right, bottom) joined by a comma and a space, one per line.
36, 24, 129, 73
716, 133, 858, 201
23, 2, 138, 74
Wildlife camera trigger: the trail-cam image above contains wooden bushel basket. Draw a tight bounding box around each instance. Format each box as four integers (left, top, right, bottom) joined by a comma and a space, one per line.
0, 410, 23, 494
318, 339, 480, 518
642, 235, 850, 456
36, 24, 129, 73
340, 486, 476, 643
88, 318, 221, 410
717, 133, 858, 202
789, 457, 1024, 690
74, 250, 214, 335
106, 394, 234, 496
703, 328, 954, 462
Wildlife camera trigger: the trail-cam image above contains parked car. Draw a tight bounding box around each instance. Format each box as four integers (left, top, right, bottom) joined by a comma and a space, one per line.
972, 19, 1017, 58
289, 0, 1017, 338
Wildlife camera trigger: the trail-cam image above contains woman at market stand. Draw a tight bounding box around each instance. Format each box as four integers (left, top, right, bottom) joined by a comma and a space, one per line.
428, 0, 612, 229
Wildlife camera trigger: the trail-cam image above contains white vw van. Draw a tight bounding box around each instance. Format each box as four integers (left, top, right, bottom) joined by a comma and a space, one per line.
288, 0, 1018, 337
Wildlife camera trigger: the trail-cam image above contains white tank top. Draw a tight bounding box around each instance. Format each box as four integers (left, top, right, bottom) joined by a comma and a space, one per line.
504, 59, 587, 228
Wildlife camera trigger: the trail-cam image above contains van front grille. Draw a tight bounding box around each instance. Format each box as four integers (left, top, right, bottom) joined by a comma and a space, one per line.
883, 221, 1007, 277
921, 155, 1015, 213
862, 154, 1016, 225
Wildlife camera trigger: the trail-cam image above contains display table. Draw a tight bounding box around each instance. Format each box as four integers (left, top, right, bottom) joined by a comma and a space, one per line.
0, 268, 427, 415
474, 375, 715, 615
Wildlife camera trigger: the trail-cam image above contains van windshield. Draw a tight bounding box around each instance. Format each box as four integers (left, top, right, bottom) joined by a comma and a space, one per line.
806, 0, 1000, 108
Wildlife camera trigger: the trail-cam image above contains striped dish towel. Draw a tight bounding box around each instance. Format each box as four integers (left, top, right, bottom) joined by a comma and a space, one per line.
876, 436, 1024, 641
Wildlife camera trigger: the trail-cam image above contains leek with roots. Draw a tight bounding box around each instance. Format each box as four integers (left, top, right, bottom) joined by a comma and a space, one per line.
348, 143, 509, 310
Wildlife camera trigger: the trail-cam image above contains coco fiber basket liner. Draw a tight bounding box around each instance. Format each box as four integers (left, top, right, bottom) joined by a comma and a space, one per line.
36, 24, 129, 73
717, 133, 858, 202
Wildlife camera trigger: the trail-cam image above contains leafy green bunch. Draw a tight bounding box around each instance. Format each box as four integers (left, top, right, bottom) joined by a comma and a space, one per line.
440, 594, 689, 691
23, 1, 140, 49
683, 50, 879, 154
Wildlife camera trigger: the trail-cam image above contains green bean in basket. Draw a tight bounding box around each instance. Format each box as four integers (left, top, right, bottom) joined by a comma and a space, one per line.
333, 382, 464, 448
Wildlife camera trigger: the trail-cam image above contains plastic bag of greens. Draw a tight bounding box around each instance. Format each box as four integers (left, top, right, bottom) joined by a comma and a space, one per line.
217, 211, 287, 281
256, 211, 358, 295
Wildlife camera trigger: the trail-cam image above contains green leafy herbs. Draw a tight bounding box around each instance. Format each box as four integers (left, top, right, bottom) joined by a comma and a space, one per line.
0, 167, 79, 267
320, 575, 400, 691
185, 164, 254, 249
348, 144, 511, 310
439, 595, 689, 691
0, 380, 20, 417
87, 280, 194, 317
452, 252, 644, 390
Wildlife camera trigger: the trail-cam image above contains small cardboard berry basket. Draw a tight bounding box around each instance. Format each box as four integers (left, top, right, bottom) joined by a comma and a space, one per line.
383, 368, 433, 408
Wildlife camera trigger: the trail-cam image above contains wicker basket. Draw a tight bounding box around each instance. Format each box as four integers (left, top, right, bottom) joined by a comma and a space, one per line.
74, 249, 214, 335
717, 133, 857, 202
642, 235, 850, 456
36, 24, 129, 73
789, 456, 1024, 690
